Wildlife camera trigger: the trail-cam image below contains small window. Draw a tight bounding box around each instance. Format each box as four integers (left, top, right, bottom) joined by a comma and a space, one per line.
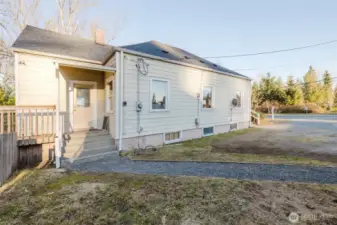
230, 123, 238, 130
106, 77, 115, 113
164, 131, 181, 143
108, 80, 113, 111
236, 91, 242, 107
77, 88, 90, 107
151, 78, 169, 111
203, 127, 214, 136
202, 86, 214, 109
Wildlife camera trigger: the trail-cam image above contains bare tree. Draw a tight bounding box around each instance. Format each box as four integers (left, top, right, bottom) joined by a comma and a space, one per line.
0, 0, 40, 94
45, 0, 95, 36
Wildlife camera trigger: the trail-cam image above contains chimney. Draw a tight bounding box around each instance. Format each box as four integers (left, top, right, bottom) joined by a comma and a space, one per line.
95, 29, 105, 45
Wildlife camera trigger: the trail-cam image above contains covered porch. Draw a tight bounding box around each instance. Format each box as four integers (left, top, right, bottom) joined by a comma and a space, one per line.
55, 60, 118, 167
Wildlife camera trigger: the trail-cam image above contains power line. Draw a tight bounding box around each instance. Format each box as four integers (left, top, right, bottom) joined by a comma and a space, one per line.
204, 39, 337, 59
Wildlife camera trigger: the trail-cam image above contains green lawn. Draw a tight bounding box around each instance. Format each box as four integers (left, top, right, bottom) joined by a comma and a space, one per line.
126, 128, 337, 167
0, 169, 336, 225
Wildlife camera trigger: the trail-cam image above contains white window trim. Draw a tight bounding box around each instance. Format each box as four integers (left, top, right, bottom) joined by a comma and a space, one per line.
105, 76, 115, 114
201, 84, 215, 110
68, 80, 98, 132
202, 126, 214, 137
236, 91, 243, 108
163, 130, 183, 144
149, 77, 170, 112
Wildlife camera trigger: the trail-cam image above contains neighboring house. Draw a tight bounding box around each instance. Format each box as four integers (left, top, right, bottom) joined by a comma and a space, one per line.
12, 25, 251, 166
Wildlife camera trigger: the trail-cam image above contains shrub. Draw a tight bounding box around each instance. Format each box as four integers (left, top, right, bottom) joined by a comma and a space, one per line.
255, 104, 325, 114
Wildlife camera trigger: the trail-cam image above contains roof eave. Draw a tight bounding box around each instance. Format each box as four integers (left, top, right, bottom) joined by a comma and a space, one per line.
112, 47, 251, 81
12, 47, 103, 65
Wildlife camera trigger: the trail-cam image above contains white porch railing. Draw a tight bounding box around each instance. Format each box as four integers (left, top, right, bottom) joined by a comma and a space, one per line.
0, 105, 56, 145
251, 110, 261, 125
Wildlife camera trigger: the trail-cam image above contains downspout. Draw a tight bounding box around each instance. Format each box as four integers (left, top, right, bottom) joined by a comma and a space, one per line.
118, 51, 124, 151
54, 62, 61, 168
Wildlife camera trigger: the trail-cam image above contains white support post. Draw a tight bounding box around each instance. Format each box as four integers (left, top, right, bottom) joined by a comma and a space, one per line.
54, 63, 61, 168
118, 51, 124, 152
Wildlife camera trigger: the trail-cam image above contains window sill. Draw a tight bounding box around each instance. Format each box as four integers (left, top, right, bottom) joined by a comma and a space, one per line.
202, 133, 214, 137
150, 109, 169, 112
164, 139, 182, 144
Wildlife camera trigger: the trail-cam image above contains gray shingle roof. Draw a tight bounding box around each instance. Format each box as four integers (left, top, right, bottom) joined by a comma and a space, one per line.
12, 26, 249, 79
12, 25, 113, 62
121, 40, 249, 79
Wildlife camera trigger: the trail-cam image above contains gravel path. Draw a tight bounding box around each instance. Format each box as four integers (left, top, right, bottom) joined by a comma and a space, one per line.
70, 155, 337, 184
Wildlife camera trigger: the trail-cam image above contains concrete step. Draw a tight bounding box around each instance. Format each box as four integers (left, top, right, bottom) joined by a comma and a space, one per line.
64, 146, 117, 159
61, 151, 119, 168
64, 130, 110, 140
66, 134, 115, 145
65, 139, 115, 152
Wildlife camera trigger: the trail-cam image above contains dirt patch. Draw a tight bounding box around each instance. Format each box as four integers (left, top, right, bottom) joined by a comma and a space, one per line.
0, 170, 336, 225
212, 123, 337, 164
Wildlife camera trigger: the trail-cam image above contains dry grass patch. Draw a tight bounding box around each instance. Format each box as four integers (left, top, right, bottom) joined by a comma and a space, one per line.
126, 128, 337, 167
0, 170, 337, 225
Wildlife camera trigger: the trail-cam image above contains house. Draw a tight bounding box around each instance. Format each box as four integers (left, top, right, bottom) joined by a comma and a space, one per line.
12, 25, 252, 167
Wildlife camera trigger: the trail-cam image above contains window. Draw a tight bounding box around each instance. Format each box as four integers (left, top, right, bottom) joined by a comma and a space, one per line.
77, 88, 90, 107
164, 131, 181, 143
202, 86, 214, 109
105, 77, 115, 113
203, 127, 214, 136
236, 91, 242, 107
230, 123, 238, 130
151, 78, 169, 111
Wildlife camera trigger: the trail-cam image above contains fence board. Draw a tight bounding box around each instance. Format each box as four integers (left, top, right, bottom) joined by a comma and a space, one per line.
0, 133, 18, 186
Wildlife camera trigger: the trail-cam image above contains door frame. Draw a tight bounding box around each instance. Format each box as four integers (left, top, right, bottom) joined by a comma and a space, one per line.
69, 80, 98, 132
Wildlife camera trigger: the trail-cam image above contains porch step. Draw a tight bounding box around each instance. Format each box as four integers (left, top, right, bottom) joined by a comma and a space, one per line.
61, 130, 117, 167
61, 151, 119, 167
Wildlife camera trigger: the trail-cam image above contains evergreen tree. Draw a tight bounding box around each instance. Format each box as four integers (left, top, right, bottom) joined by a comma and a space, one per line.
322, 70, 333, 109
303, 66, 318, 103
259, 73, 286, 111
334, 85, 337, 107
251, 82, 260, 109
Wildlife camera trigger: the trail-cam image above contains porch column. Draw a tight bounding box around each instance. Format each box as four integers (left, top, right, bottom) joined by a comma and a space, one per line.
54, 63, 61, 168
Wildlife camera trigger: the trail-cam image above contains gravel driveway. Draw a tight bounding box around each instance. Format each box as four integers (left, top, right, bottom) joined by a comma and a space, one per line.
71, 154, 337, 184
71, 116, 337, 184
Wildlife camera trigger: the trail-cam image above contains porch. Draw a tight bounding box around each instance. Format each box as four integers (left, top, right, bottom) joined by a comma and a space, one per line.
55, 60, 119, 167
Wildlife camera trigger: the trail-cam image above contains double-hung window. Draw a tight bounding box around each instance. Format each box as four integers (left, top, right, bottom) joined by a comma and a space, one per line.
236, 91, 242, 107
105, 77, 115, 113
202, 86, 214, 109
150, 78, 169, 111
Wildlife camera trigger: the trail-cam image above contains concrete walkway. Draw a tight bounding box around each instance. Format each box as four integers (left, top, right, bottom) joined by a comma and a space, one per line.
70, 155, 337, 184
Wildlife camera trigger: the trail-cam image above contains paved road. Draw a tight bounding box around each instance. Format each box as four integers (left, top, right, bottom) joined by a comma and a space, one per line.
267, 114, 337, 121
71, 155, 337, 184
266, 114, 337, 131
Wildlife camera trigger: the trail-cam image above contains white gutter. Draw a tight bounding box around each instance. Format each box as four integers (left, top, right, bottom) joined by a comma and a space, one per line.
54, 62, 61, 168
118, 51, 124, 151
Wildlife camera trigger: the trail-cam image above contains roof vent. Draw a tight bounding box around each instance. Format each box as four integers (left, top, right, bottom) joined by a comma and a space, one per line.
184, 56, 190, 59
200, 60, 205, 63
162, 50, 169, 54
213, 64, 218, 67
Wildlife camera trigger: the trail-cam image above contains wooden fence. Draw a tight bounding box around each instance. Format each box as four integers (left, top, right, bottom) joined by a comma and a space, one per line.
0, 133, 17, 186
0, 105, 55, 186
